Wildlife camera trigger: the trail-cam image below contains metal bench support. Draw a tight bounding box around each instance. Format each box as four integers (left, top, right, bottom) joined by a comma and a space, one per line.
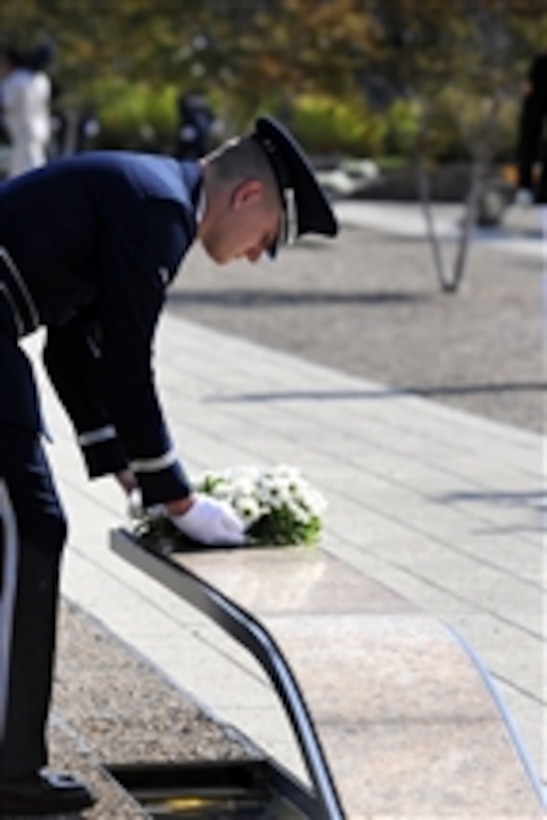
111, 529, 345, 819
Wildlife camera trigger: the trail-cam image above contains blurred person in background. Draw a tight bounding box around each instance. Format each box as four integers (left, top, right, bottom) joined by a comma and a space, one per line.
515, 51, 547, 208
75, 107, 100, 154
0, 43, 52, 177
175, 91, 215, 159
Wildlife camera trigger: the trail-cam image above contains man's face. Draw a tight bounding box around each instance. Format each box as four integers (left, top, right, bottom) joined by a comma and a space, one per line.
202, 179, 283, 265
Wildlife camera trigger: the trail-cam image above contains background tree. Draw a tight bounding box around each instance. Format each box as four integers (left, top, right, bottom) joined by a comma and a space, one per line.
2, 0, 547, 291
363, 0, 547, 291
2, 1, 545, 151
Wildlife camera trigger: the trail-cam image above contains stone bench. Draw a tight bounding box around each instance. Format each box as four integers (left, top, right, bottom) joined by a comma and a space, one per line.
111, 529, 544, 819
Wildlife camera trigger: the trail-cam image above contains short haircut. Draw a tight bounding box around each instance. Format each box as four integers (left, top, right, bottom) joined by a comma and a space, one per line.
207, 134, 279, 203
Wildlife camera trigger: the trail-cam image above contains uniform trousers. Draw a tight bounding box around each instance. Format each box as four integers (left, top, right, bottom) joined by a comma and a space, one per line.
0, 301, 67, 782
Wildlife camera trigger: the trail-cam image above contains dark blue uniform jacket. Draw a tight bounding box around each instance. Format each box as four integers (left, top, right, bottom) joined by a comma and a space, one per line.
0, 152, 203, 505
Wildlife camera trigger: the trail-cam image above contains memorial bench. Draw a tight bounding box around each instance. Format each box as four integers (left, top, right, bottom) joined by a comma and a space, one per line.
111, 528, 544, 819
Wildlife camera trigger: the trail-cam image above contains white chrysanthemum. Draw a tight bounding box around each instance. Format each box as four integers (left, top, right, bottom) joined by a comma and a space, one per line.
295, 483, 327, 516
272, 464, 302, 482
208, 481, 232, 502
287, 496, 315, 524
233, 494, 263, 525
230, 477, 257, 501
255, 473, 292, 510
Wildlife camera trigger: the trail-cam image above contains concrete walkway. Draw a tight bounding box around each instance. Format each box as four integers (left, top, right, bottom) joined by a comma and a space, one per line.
23, 298, 544, 799
334, 199, 545, 259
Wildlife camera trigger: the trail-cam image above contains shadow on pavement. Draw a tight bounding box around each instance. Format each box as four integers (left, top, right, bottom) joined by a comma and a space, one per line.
205, 381, 546, 404
167, 289, 424, 307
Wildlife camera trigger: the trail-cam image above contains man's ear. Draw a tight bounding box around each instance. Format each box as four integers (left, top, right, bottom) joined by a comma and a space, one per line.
232, 179, 263, 210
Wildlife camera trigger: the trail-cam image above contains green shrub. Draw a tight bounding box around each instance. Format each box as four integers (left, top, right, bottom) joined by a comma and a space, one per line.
77, 78, 519, 166
286, 94, 422, 162
90, 77, 177, 152
382, 98, 422, 160
290, 94, 387, 157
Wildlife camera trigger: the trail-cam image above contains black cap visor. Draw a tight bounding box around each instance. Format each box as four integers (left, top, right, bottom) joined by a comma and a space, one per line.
254, 115, 338, 257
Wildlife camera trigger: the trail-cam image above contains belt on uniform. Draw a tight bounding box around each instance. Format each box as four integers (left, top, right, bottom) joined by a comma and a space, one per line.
0, 246, 40, 337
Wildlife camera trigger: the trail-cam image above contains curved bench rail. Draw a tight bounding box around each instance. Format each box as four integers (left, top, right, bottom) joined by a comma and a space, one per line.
111, 529, 345, 820
450, 626, 546, 811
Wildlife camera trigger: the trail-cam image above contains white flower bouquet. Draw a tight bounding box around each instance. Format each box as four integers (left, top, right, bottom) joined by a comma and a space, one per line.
197, 464, 327, 546
133, 464, 327, 549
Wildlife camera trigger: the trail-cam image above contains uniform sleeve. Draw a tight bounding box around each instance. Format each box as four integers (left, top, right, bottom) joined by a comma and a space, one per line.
96, 199, 194, 507
517, 57, 546, 191
42, 316, 129, 479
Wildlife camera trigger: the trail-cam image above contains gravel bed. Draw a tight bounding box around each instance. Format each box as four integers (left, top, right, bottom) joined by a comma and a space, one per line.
49, 599, 255, 818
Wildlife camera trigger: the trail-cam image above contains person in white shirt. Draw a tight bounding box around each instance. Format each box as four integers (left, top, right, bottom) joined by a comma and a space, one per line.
0, 47, 51, 178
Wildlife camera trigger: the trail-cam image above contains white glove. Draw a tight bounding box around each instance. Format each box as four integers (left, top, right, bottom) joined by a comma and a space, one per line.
515, 188, 534, 208
170, 494, 246, 547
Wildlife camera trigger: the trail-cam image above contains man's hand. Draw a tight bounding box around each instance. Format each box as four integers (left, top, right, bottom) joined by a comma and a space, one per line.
169, 494, 246, 547
115, 470, 145, 519
115, 469, 138, 494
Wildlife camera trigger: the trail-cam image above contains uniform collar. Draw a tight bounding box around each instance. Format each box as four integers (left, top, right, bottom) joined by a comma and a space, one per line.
195, 183, 206, 227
